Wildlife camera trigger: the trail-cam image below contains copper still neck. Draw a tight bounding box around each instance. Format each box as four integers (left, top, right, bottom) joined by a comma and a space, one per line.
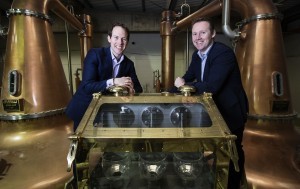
0, 0, 88, 120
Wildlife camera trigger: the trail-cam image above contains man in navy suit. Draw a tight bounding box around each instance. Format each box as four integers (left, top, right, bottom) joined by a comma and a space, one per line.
66, 23, 143, 131
171, 17, 248, 189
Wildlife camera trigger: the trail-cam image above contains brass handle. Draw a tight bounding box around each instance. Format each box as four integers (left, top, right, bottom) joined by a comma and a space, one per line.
178, 85, 195, 96
67, 140, 78, 172
108, 86, 127, 96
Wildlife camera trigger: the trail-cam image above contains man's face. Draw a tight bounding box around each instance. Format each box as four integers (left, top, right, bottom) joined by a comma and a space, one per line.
107, 26, 128, 59
191, 21, 216, 53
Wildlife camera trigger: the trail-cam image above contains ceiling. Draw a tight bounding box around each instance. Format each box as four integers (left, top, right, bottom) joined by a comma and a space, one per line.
69, 0, 300, 32
66, 0, 300, 13
1, 0, 300, 32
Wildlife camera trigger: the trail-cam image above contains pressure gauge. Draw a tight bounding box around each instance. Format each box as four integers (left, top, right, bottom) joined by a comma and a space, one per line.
113, 106, 135, 127
170, 107, 191, 127
141, 106, 163, 128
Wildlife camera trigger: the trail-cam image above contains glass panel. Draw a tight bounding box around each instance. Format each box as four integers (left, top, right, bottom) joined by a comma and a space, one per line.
88, 150, 215, 189
93, 103, 212, 128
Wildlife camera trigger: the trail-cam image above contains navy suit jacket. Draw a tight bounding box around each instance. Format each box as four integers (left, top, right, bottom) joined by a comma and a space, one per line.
66, 47, 143, 130
171, 42, 248, 131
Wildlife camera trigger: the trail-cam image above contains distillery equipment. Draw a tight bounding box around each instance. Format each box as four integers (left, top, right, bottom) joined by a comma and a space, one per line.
1, 0, 299, 188
0, 0, 92, 188
160, 0, 300, 188
161, 0, 296, 118
67, 89, 239, 189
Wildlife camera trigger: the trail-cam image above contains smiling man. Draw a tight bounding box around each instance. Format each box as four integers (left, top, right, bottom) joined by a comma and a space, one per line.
66, 22, 143, 131
170, 17, 249, 189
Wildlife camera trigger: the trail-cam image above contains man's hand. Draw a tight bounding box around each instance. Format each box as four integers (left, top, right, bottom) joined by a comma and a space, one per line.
114, 77, 133, 87
174, 77, 185, 88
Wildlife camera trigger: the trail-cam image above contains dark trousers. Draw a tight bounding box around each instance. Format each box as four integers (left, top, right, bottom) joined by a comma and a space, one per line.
227, 127, 245, 189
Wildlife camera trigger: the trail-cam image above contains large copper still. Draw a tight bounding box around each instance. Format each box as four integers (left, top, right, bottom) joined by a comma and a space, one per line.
0, 0, 92, 188
160, 0, 300, 188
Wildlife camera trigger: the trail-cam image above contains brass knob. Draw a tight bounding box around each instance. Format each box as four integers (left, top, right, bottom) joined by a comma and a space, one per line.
161, 92, 173, 96
108, 86, 127, 96
178, 85, 195, 96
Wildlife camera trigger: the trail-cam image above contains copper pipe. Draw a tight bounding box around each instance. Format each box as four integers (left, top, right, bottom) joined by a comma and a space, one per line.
161, 34, 175, 92
78, 14, 93, 69
160, 11, 176, 91
174, 0, 223, 32
50, 0, 83, 31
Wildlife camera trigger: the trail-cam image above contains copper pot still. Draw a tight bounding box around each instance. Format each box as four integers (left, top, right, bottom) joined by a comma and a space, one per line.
0, 0, 88, 188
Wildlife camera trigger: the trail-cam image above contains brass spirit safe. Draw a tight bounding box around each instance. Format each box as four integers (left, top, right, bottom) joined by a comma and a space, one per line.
67, 92, 238, 189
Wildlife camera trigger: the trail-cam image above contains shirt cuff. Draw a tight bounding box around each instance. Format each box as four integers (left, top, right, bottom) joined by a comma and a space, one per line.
106, 78, 114, 89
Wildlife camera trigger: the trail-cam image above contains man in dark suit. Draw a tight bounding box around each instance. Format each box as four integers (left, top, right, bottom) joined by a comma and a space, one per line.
171, 17, 248, 189
66, 23, 143, 131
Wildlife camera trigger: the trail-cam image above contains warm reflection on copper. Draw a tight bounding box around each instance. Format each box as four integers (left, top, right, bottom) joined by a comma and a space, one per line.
244, 119, 300, 189
0, 115, 74, 189
247, 171, 300, 189
244, 129, 278, 138
31, 177, 68, 188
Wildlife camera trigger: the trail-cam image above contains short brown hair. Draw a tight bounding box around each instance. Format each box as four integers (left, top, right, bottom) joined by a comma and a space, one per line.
191, 17, 215, 32
108, 22, 130, 41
